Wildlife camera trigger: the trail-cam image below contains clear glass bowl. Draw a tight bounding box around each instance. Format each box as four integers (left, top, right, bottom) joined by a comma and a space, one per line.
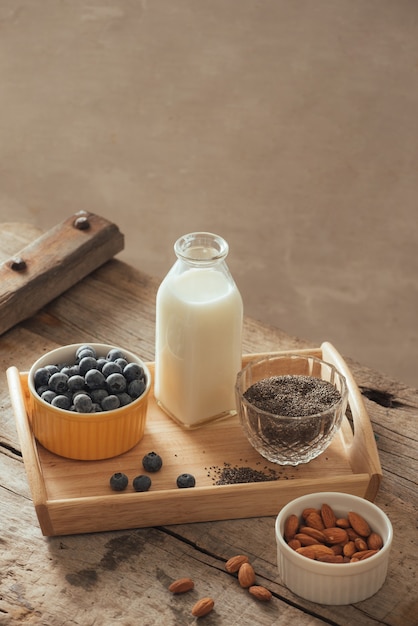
235, 354, 348, 465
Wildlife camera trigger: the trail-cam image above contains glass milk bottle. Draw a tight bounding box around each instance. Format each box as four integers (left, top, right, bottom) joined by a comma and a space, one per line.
155, 232, 243, 428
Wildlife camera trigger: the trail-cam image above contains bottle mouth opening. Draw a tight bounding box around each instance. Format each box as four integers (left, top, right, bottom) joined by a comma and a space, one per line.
175, 232, 229, 264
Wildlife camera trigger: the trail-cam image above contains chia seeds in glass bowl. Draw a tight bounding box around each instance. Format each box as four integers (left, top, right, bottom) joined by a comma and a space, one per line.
235, 354, 348, 466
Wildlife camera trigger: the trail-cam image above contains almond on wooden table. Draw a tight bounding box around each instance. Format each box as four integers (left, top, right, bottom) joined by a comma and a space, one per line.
191, 597, 215, 617
248, 585, 272, 602
225, 554, 249, 573
168, 577, 194, 594
238, 562, 256, 588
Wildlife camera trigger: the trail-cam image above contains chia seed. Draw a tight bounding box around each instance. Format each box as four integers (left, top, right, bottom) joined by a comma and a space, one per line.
243, 375, 341, 416
242, 375, 343, 461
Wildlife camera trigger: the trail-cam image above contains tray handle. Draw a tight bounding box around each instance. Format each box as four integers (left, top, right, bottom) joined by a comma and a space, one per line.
6, 367, 50, 512
321, 342, 382, 499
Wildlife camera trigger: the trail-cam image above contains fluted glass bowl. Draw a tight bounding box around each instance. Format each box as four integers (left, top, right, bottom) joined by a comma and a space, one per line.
235, 354, 348, 466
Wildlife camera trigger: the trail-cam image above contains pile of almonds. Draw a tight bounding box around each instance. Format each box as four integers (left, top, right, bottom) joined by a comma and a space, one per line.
168, 554, 272, 618
225, 555, 272, 602
284, 503, 384, 563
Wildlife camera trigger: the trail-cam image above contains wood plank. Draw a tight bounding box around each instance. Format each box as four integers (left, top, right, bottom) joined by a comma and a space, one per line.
0, 212, 124, 336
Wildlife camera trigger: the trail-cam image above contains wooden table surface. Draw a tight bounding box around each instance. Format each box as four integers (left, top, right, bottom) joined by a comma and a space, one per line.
0, 223, 417, 626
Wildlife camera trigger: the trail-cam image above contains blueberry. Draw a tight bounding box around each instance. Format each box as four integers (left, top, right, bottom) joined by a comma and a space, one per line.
67, 375, 86, 393
106, 373, 127, 394
133, 475, 152, 492
116, 392, 133, 407
106, 348, 125, 362
92, 403, 103, 412
90, 388, 109, 404
76, 345, 97, 360
48, 372, 69, 394
96, 358, 107, 371
101, 395, 120, 411
85, 369, 106, 390
102, 361, 122, 377
128, 379, 146, 399
142, 451, 163, 473
51, 394, 72, 410
115, 358, 128, 370
36, 384, 50, 396
79, 356, 98, 376
34, 367, 51, 389
109, 472, 128, 491
41, 390, 57, 404
123, 362, 144, 382
176, 473, 196, 489
45, 364, 60, 376
73, 393, 93, 413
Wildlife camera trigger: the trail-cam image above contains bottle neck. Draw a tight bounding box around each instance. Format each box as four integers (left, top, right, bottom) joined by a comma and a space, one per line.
174, 232, 229, 268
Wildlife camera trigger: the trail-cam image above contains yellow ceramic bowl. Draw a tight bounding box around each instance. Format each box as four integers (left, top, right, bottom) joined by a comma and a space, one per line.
28, 343, 151, 461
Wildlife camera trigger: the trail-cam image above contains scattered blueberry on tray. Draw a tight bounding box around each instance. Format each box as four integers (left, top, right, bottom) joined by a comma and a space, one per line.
142, 451, 163, 472
176, 473, 196, 489
110, 472, 129, 491
133, 475, 152, 492
33, 344, 147, 413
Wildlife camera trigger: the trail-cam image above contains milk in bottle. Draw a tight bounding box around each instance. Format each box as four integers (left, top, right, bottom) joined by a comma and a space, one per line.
154, 232, 243, 428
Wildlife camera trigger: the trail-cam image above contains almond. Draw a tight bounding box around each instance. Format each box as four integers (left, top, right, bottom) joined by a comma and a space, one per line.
343, 541, 356, 558
310, 544, 335, 559
302, 507, 319, 520
295, 533, 320, 546
317, 554, 344, 563
296, 546, 316, 560
354, 549, 379, 561
225, 554, 249, 573
191, 597, 214, 618
348, 511, 371, 537
336, 517, 350, 529
288, 539, 301, 551
346, 527, 362, 542
168, 577, 194, 594
354, 537, 368, 552
321, 503, 337, 528
248, 585, 272, 602
322, 527, 349, 545
284, 514, 300, 542
238, 562, 256, 588
330, 544, 343, 556
367, 532, 384, 550
299, 526, 327, 543
305, 511, 325, 531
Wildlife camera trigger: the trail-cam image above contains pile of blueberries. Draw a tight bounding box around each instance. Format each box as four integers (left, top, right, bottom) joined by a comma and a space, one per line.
33, 344, 147, 413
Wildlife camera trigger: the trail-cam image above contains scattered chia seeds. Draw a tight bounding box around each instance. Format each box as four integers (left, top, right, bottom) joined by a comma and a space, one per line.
207, 462, 280, 485
243, 375, 341, 416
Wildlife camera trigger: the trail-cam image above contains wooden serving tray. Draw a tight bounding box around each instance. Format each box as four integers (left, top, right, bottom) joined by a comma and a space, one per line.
7, 343, 382, 537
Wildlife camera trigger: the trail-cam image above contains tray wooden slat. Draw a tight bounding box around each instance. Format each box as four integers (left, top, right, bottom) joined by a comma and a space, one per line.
7, 343, 382, 536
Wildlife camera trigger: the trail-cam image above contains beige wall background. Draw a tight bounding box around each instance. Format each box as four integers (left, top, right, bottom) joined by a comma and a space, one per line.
1, 0, 417, 386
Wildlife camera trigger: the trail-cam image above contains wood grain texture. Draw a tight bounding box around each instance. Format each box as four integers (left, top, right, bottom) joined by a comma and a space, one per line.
0, 223, 417, 626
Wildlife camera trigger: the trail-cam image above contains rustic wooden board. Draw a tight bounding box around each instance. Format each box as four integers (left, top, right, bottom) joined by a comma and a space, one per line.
0, 211, 124, 336
7, 344, 382, 537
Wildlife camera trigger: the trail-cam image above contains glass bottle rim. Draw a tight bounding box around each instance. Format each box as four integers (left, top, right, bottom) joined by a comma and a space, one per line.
174, 232, 229, 265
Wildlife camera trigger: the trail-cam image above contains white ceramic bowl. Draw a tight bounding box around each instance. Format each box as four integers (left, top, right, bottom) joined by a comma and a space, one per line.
275, 492, 393, 605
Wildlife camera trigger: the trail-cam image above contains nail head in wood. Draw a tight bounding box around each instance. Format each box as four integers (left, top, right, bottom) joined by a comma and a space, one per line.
9, 257, 27, 271
73, 216, 90, 230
